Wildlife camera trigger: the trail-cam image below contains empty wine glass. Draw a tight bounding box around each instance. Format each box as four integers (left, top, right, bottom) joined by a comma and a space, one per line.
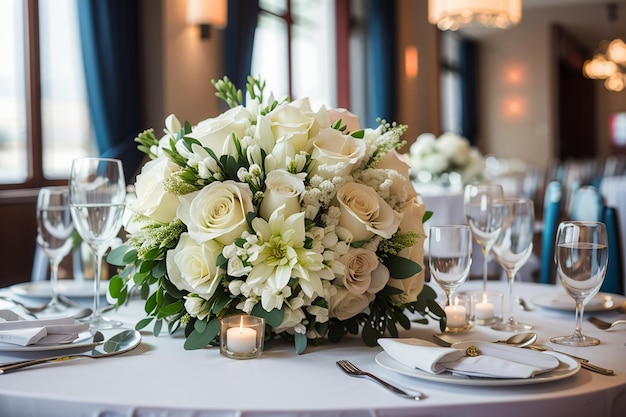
69, 157, 126, 330
551, 221, 608, 347
429, 225, 473, 332
36, 186, 75, 314
491, 198, 534, 331
464, 184, 505, 292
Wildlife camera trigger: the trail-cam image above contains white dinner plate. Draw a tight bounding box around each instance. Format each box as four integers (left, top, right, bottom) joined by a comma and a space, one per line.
10, 280, 109, 299
531, 292, 626, 312
375, 351, 580, 387
0, 331, 100, 353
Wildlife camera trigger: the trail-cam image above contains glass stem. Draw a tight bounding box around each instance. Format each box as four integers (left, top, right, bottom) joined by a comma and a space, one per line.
574, 300, 585, 339
505, 269, 516, 324
49, 259, 60, 308
482, 251, 489, 293
91, 246, 103, 322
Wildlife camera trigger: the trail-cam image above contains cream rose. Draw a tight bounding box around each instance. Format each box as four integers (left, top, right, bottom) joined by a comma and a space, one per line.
339, 248, 389, 295
387, 196, 426, 304
166, 233, 223, 299
266, 98, 316, 153
336, 182, 402, 242
130, 156, 181, 224
328, 108, 360, 133
328, 287, 372, 321
187, 106, 251, 154
177, 180, 254, 245
309, 128, 366, 177
376, 150, 417, 200
259, 170, 305, 221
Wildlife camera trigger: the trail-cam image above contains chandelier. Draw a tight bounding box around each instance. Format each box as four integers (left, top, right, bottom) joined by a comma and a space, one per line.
582, 3, 626, 92
428, 0, 522, 31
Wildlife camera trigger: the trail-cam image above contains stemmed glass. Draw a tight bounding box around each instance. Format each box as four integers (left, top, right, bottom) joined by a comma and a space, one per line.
551, 221, 608, 347
464, 184, 505, 292
36, 186, 75, 314
429, 225, 473, 332
69, 157, 126, 330
491, 198, 535, 331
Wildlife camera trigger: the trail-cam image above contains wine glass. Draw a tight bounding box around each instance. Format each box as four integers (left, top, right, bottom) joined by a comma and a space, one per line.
491, 198, 535, 331
36, 186, 75, 314
69, 157, 126, 330
429, 225, 473, 332
464, 184, 505, 292
551, 221, 608, 346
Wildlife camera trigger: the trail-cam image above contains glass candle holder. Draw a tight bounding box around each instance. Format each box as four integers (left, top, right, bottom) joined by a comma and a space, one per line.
220, 314, 265, 360
444, 293, 472, 333
470, 290, 503, 326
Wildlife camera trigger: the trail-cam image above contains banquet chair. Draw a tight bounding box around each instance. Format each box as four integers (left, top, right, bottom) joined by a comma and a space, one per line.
539, 181, 562, 284
569, 185, 603, 222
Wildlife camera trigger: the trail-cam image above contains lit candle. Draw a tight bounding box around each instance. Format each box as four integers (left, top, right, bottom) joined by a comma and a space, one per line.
445, 298, 466, 328
226, 316, 257, 353
475, 293, 495, 320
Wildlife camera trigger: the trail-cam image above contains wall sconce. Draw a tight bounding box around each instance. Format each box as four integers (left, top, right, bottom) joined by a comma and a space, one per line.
187, 0, 228, 40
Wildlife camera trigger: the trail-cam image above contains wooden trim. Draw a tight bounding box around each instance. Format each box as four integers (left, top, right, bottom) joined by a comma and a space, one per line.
335, 0, 350, 108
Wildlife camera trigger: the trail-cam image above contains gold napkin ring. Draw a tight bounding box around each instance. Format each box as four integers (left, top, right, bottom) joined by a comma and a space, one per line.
465, 345, 481, 357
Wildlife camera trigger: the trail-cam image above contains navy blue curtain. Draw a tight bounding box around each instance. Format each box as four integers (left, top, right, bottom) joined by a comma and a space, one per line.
366, 0, 397, 126
223, 0, 260, 99
77, 0, 143, 182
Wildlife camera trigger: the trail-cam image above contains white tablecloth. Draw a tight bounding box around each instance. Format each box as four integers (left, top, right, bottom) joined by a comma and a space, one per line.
0, 281, 625, 417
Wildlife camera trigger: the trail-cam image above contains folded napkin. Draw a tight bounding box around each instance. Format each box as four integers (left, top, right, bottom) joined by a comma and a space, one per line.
378, 338, 560, 379
0, 309, 89, 346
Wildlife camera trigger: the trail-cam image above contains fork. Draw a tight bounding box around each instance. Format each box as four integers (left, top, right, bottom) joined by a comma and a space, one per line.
336, 360, 426, 400
588, 316, 626, 330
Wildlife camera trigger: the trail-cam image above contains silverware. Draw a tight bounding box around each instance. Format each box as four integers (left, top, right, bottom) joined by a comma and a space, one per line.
588, 316, 626, 330
0, 329, 141, 374
336, 360, 426, 400
516, 296, 534, 311
0, 295, 48, 317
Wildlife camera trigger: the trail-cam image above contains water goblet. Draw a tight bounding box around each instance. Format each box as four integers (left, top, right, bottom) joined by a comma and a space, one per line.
491, 198, 534, 331
551, 221, 608, 347
464, 184, 505, 292
429, 225, 473, 332
36, 186, 75, 314
69, 157, 126, 330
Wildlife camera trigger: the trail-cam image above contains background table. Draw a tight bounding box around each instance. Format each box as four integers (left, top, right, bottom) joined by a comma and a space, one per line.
0, 281, 625, 417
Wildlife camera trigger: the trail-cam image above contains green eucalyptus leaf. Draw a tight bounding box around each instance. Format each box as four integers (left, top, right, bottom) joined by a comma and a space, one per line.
194, 319, 208, 333
361, 322, 380, 347
135, 317, 153, 330
108, 275, 124, 298
153, 319, 163, 336
152, 260, 166, 278
184, 319, 219, 350
160, 300, 184, 315
294, 332, 307, 354
422, 210, 433, 223
107, 245, 134, 266
383, 254, 421, 279
351, 129, 365, 139
251, 304, 284, 328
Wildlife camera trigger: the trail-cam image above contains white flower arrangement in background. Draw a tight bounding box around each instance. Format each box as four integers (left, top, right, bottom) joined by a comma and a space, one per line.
408, 132, 485, 187
107, 76, 445, 354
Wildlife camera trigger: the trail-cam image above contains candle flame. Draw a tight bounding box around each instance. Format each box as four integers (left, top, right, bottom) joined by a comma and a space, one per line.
482, 293, 488, 303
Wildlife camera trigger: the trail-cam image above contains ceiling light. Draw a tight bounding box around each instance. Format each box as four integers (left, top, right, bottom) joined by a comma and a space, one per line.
428, 0, 522, 31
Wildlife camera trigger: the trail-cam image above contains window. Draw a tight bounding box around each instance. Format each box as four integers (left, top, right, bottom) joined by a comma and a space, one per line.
0, 0, 92, 187
251, 0, 337, 109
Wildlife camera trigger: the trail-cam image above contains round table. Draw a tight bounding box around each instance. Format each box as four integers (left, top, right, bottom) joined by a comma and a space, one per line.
0, 281, 625, 417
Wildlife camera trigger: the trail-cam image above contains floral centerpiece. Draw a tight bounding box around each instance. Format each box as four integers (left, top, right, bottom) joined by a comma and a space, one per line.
107, 76, 445, 354
408, 132, 485, 187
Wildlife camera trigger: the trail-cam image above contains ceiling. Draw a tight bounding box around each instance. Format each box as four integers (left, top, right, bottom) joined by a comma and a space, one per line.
459, 0, 626, 52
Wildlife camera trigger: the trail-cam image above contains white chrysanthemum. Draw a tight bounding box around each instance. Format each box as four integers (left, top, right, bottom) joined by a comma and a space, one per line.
246, 205, 326, 312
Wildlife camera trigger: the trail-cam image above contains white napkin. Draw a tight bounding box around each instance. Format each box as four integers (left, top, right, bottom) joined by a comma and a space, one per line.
378, 338, 560, 379
0, 310, 89, 346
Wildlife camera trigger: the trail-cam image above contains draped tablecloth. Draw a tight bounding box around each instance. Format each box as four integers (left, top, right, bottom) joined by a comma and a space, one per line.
0, 281, 624, 417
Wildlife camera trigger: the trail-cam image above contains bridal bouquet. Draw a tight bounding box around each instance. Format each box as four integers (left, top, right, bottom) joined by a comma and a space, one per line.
408, 132, 485, 187
108, 76, 444, 354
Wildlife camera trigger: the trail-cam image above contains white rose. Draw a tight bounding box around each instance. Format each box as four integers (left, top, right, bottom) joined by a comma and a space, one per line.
437, 132, 470, 166
339, 248, 384, 295
336, 182, 402, 242
266, 98, 316, 153
130, 156, 181, 224
184, 294, 210, 320
387, 196, 426, 304
177, 180, 254, 245
259, 170, 305, 221
460, 149, 485, 183
410, 133, 436, 156
309, 128, 366, 177
187, 106, 251, 154
328, 287, 372, 321
274, 306, 306, 334
166, 233, 223, 299
327, 108, 360, 133
422, 152, 449, 174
